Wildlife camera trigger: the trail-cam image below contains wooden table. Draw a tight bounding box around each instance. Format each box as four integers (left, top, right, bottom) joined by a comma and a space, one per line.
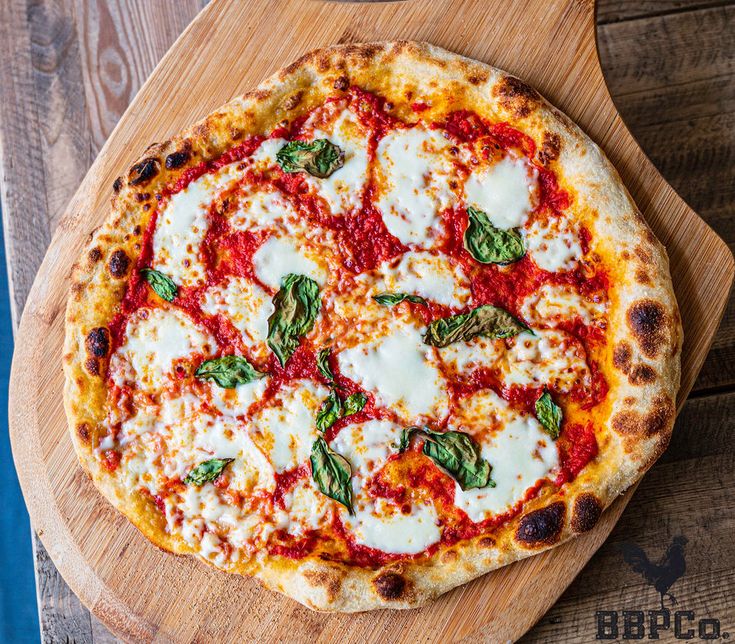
1, 1, 732, 641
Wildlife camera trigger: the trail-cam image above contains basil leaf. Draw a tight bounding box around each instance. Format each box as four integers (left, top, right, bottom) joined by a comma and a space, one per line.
373, 292, 428, 307
141, 268, 177, 302
276, 139, 344, 178
316, 389, 342, 433
317, 347, 335, 384
195, 355, 265, 388
535, 391, 563, 440
464, 206, 525, 265
399, 427, 495, 491
310, 437, 353, 513
184, 458, 234, 486
267, 273, 321, 366
424, 304, 529, 347
343, 392, 367, 417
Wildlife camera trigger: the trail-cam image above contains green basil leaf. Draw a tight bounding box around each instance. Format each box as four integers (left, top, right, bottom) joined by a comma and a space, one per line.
399, 427, 495, 491
267, 273, 321, 366
316, 389, 342, 433
343, 392, 367, 417
195, 355, 265, 388
423, 304, 529, 347
317, 347, 335, 384
184, 458, 234, 486
463, 206, 525, 265
373, 292, 428, 307
141, 268, 177, 302
276, 139, 344, 178
535, 391, 563, 440
310, 437, 353, 513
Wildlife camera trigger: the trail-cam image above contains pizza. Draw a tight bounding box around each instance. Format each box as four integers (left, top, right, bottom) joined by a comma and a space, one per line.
63, 42, 682, 611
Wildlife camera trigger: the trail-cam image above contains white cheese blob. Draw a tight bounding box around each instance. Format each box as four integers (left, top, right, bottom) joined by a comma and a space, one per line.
463, 155, 538, 230
525, 216, 582, 272
249, 137, 288, 169
450, 390, 558, 521
113, 308, 216, 390
208, 378, 269, 418
152, 163, 240, 286
501, 329, 590, 392
439, 336, 504, 375
331, 420, 440, 555
302, 105, 370, 215
337, 323, 449, 422
252, 235, 328, 289
375, 125, 457, 246
228, 187, 299, 233
520, 283, 606, 328
280, 477, 331, 537
201, 276, 272, 356
377, 251, 470, 308
253, 379, 330, 473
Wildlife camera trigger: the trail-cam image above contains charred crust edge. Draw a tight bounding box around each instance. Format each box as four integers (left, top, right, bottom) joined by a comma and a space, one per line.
571, 493, 602, 533
515, 501, 565, 547
372, 572, 407, 601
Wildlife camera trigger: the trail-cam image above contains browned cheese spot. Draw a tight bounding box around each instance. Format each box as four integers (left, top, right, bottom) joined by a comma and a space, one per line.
571, 493, 602, 533
85, 327, 110, 358
478, 536, 496, 548
538, 132, 561, 165
612, 342, 632, 374
76, 422, 91, 444
108, 249, 131, 278
515, 501, 565, 547
629, 363, 657, 386
493, 75, 540, 118
333, 75, 349, 91
467, 72, 488, 86
627, 299, 669, 359
282, 91, 304, 111
129, 157, 160, 186
372, 572, 406, 601
611, 395, 674, 438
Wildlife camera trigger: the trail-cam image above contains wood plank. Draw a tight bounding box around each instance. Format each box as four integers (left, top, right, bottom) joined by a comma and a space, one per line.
598, 4, 735, 393
6, 0, 732, 641
0, 2, 206, 642
597, 0, 735, 24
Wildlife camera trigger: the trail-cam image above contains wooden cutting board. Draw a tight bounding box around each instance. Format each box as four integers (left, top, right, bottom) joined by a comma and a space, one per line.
8, 0, 733, 641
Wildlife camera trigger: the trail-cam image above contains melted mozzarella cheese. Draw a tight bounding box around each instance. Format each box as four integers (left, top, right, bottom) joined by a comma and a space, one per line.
501, 329, 590, 392
375, 125, 457, 246
331, 420, 441, 554
201, 277, 272, 356
249, 137, 287, 169
451, 390, 558, 521
252, 235, 328, 289
344, 499, 441, 554
525, 217, 582, 272
377, 251, 470, 308
520, 283, 606, 327
208, 379, 268, 418
337, 323, 449, 422
253, 379, 330, 472
113, 308, 216, 390
228, 187, 298, 232
280, 477, 331, 537
464, 155, 538, 229
439, 336, 504, 374
302, 105, 370, 215
153, 163, 240, 286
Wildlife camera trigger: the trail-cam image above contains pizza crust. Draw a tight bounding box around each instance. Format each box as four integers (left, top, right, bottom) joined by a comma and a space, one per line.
63, 41, 682, 611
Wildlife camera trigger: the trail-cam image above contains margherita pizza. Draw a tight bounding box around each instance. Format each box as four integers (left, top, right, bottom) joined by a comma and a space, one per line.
63, 42, 682, 611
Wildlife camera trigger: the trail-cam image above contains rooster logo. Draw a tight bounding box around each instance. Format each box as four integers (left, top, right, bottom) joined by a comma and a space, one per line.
619, 536, 688, 610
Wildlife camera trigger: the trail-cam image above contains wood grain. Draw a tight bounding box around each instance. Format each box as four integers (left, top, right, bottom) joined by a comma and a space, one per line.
5, 0, 733, 642
0, 0, 733, 641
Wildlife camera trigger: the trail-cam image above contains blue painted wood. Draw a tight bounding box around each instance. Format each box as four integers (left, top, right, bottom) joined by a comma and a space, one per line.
0, 217, 41, 643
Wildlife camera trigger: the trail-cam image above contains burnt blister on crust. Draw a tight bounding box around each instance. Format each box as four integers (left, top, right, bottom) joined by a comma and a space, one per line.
493, 75, 540, 118
87, 247, 102, 264
128, 157, 160, 186
112, 176, 124, 193
76, 422, 91, 444
538, 132, 561, 165
333, 75, 349, 91
627, 299, 668, 358
108, 249, 131, 278
612, 395, 675, 438
571, 493, 602, 533
372, 572, 407, 601
515, 501, 565, 547
629, 363, 657, 386
85, 327, 110, 358
613, 341, 632, 374
165, 150, 190, 170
